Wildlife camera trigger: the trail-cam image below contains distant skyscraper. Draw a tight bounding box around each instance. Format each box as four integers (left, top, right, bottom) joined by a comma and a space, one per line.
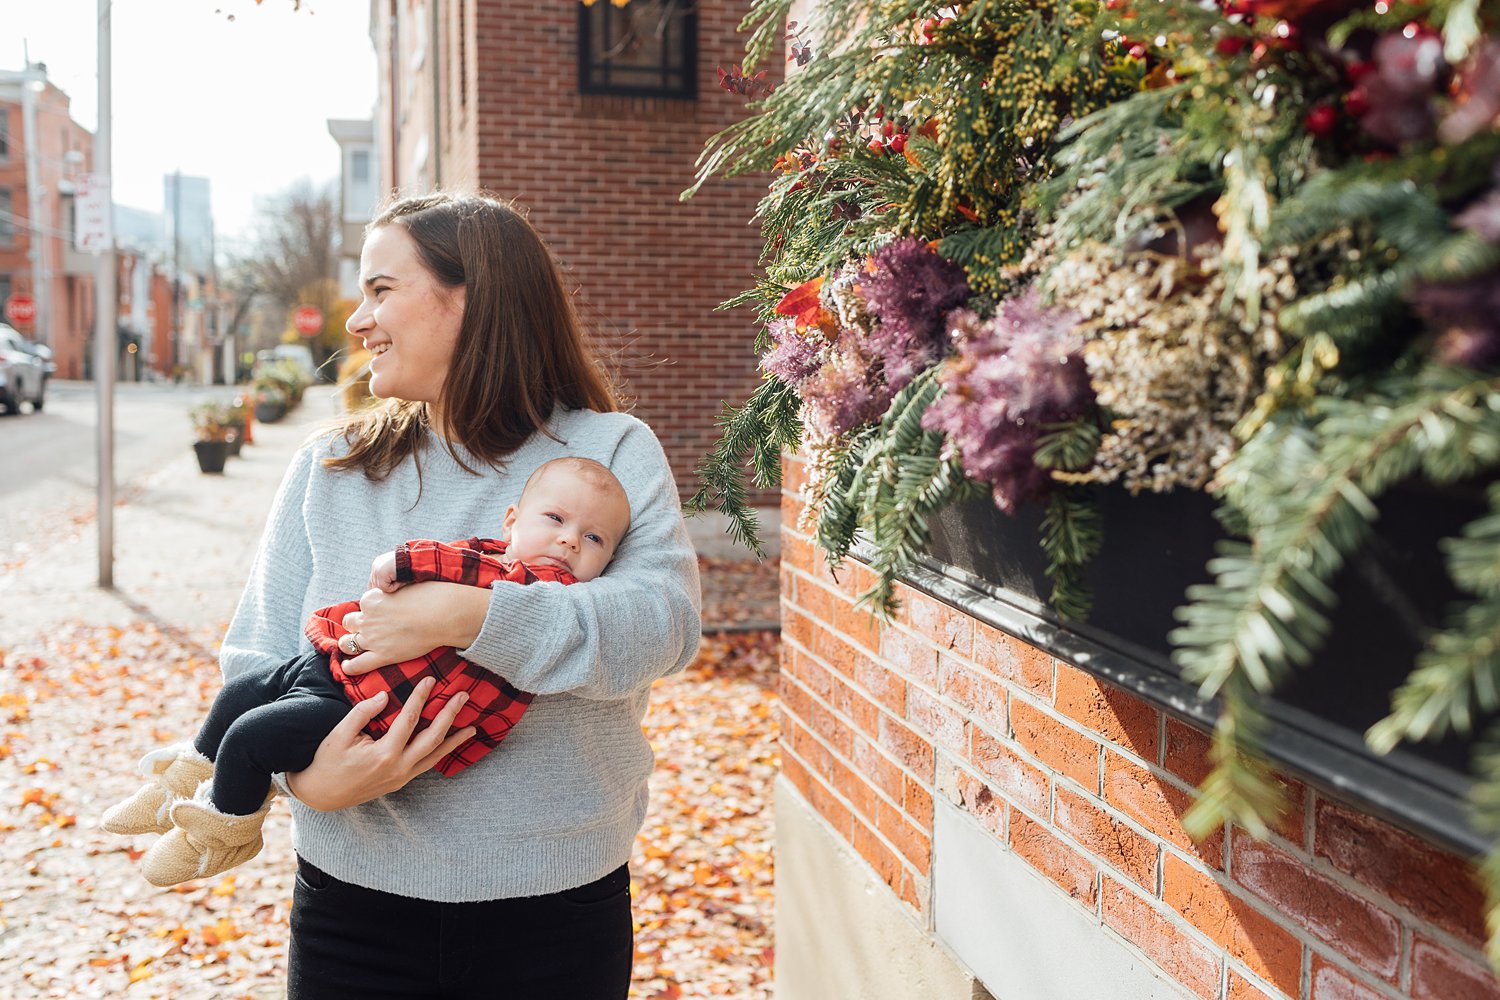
164, 173, 214, 275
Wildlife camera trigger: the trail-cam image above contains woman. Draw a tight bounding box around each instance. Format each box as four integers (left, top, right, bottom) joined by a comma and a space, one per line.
217, 191, 701, 998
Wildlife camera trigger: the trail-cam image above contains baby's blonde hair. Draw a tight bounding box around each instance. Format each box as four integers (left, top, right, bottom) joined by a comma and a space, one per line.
520, 457, 631, 531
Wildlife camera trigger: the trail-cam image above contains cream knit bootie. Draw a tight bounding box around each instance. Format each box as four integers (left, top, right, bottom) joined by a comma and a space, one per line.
140, 782, 273, 887
100, 743, 214, 836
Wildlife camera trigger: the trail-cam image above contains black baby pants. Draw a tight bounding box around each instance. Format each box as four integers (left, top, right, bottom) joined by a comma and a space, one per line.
194, 651, 351, 815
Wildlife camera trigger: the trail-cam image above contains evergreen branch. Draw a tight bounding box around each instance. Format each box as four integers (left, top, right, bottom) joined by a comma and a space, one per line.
1182, 676, 1289, 841
1039, 485, 1103, 621
1036, 418, 1103, 474
1368, 483, 1500, 752
1173, 368, 1500, 836
1469, 723, 1500, 967
685, 378, 802, 558
815, 425, 880, 567
738, 0, 796, 72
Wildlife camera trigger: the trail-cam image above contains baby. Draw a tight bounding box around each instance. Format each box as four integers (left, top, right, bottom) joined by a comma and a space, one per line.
101, 456, 631, 887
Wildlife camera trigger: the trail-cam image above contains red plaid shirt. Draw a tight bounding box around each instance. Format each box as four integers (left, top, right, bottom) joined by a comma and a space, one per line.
304, 537, 575, 776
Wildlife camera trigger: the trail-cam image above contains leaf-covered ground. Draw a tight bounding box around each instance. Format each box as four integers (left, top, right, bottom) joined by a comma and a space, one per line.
0, 572, 780, 998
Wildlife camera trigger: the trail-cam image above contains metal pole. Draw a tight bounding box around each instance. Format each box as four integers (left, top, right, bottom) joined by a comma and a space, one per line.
19, 68, 48, 351
95, 0, 116, 589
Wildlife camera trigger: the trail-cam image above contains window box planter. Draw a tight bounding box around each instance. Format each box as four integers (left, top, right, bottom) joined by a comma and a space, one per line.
911, 479, 1496, 855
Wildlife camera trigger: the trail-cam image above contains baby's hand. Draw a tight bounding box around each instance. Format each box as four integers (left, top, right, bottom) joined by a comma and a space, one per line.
368, 551, 406, 593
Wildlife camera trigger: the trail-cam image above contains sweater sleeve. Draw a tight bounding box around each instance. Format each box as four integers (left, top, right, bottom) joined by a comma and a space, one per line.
457, 419, 702, 700
219, 439, 321, 683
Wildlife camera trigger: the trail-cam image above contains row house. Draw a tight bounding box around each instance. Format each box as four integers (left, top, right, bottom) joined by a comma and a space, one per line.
370, 0, 776, 502
0, 64, 95, 380
0, 63, 223, 383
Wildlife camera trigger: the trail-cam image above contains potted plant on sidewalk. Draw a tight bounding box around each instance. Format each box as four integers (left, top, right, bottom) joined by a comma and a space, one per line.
189, 401, 237, 474
252, 382, 288, 424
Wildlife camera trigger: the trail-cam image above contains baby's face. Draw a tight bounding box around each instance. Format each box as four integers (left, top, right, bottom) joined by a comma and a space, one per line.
502, 469, 630, 582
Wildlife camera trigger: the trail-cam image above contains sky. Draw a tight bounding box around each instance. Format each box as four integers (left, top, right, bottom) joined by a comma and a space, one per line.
4, 0, 378, 252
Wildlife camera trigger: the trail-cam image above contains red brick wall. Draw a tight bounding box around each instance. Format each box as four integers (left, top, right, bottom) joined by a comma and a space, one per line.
779, 451, 1500, 1000
0, 84, 95, 379
405, 0, 777, 500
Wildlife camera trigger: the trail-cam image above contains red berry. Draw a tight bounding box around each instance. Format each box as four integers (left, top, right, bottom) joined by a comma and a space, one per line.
867, 137, 886, 155
1105, 0, 1124, 8
1304, 104, 1338, 136
1128, 43, 1147, 59
889, 133, 908, 153
883, 120, 895, 139
1344, 86, 1370, 117
1215, 35, 1249, 55
1345, 60, 1375, 82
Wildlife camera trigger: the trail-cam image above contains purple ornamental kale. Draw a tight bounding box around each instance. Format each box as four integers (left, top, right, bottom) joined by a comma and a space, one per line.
1359, 31, 1446, 147
801, 329, 892, 436
760, 317, 824, 386
860, 238, 971, 391
922, 290, 1094, 514
1407, 271, 1500, 369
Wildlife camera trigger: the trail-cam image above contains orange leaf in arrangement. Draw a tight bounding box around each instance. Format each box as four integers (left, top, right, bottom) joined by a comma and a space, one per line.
773, 277, 835, 334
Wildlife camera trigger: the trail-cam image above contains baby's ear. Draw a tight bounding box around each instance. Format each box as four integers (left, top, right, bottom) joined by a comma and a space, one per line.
501, 504, 518, 538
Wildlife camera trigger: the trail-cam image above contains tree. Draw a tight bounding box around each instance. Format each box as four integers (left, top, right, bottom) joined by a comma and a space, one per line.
227, 179, 342, 371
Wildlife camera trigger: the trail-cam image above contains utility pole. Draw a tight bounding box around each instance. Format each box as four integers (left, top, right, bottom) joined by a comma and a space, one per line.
18, 65, 48, 350
171, 168, 181, 375
95, 0, 116, 588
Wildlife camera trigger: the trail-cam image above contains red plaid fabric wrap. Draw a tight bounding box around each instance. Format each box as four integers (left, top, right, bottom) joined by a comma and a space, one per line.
304, 537, 575, 776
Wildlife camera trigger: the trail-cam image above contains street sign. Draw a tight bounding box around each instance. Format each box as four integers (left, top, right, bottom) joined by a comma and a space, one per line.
75, 173, 113, 253
294, 305, 324, 337
4, 294, 36, 327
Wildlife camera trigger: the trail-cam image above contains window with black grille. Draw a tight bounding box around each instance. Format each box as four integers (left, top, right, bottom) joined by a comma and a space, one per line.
578, 0, 697, 100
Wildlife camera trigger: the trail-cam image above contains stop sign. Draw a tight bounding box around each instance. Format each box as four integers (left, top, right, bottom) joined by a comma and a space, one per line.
293, 305, 324, 337
5, 294, 36, 327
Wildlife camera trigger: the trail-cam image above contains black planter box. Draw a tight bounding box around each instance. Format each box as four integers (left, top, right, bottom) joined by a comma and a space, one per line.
193, 440, 230, 474
908, 480, 1496, 855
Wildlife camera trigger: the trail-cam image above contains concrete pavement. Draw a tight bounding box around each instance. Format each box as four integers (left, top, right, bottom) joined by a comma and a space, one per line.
0, 385, 343, 640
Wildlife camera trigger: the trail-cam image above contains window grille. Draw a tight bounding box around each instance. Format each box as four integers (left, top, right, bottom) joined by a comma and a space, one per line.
578, 0, 697, 100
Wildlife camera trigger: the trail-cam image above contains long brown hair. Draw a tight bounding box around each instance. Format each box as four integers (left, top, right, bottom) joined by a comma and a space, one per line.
326, 191, 619, 480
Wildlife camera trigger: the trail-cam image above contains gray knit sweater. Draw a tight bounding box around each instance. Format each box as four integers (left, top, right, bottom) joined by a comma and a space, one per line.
218, 408, 702, 902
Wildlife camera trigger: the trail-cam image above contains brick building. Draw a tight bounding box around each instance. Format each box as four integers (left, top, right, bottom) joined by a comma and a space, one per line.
775, 473, 1500, 1000
0, 65, 96, 380
370, 0, 775, 500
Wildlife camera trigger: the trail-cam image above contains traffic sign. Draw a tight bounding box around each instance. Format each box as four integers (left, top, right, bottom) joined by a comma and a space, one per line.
75, 173, 113, 253
4, 294, 36, 327
294, 305, 324, 337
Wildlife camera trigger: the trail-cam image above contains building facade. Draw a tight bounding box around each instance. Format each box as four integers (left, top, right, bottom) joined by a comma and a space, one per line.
327, 117, 380, 301
0, 64, 96, 380
371, 0, 776, 499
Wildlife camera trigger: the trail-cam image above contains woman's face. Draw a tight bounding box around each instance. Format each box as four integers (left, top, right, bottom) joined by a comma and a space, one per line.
346, 224, 466, 410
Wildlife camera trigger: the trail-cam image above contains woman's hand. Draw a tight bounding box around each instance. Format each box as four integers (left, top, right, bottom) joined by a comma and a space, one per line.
339, 581, 492, 675
285, 678, 477, 811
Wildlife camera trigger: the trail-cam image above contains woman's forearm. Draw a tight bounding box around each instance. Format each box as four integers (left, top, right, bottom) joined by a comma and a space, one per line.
339, 581, 494, 674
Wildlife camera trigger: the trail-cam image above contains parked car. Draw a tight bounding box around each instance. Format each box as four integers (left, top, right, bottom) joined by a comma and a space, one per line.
0, 323, 47, 415
255, 344, 318, 383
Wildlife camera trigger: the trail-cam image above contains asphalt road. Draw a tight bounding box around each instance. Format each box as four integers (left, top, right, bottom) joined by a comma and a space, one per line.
0, 379, 249, 572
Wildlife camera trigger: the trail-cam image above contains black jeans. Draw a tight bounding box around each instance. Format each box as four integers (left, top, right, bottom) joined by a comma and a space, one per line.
194, 651, 350, 815
288, 857, 635, 999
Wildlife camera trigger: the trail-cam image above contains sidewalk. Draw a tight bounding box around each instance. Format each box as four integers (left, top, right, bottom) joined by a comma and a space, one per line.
0, 386, 340, 639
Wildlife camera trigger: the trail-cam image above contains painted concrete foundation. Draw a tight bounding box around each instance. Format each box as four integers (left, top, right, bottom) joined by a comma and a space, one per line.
774, 776, 989, 1000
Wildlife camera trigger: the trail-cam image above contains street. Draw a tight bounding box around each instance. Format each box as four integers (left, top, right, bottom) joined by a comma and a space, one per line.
0, 380, 257, 573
